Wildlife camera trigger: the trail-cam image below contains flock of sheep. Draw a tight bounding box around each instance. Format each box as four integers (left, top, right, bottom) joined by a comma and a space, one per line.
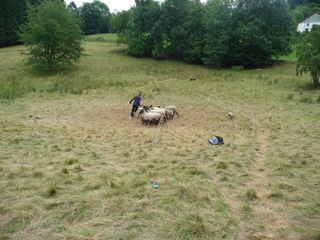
137, 105, 180, 125
133, 104, 235, 125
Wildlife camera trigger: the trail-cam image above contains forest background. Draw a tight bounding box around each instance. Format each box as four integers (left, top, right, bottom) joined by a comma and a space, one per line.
1, 0, 320, 68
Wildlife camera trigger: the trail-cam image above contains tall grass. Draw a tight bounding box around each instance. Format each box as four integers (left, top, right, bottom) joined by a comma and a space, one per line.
0, 34, 319, 240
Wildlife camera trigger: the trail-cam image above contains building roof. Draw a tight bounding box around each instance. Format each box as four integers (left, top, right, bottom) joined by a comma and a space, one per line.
297, 11, 320, 25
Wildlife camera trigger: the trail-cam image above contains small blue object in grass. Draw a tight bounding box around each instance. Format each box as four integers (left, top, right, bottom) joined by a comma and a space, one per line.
208, 136, 224, 145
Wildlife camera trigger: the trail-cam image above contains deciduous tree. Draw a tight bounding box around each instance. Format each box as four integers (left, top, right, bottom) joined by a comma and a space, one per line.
77, 0, 111, 35
0, 0, 27, 47
153, 0, 190, 58
203, 0, 293, 67
110, 10, 130, 36
296, 25, 320, 88
126, 0, 161, 57
18, 0, 85, 70
180, 0, 206, 62
67, 1, 77, 12
202, 0, 234, 66
116, 0, 293, 67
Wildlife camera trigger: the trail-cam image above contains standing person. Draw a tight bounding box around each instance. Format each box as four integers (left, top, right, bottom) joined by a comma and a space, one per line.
129, 93, 142, 117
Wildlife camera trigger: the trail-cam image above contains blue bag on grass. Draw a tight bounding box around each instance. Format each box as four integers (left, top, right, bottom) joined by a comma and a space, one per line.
208, 136, 224, 145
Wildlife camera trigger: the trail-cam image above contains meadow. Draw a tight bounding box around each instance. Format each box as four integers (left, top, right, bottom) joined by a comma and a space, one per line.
0, 34, 319, 240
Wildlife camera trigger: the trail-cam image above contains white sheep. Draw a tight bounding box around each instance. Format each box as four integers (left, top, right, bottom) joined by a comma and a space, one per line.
149, 107, 166, 115
165, 109, 174, 120
141, 109, 162, 125
149, 107, 175, 121
165, 106, 179, 118
140, 105, 178, 120
228, 112, 235, 119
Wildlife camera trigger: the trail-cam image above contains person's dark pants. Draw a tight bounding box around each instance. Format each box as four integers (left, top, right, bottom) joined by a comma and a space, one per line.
131, 105, 138, 116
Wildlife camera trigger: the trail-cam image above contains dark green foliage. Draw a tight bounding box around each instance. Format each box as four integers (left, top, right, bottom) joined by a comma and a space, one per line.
180, 1, 206, 62
287, 0, 304, 9
124, 0, 204, 59
0, 0, 51, 47
67, 1, 77, 11
0, 0, 27, 47
110, 10, 130, 34
154, 0, 190, 58
27, 0, 48, 4
18, 0, 85, 70
126, 0, 161, 57
118, 0, 293, 68
291, 3, 320, 25
202, 0, 234, 66
230, 0, 293, 67
207, 0, 293, 67
77, 0, 111, 35
296, 25, 320, 88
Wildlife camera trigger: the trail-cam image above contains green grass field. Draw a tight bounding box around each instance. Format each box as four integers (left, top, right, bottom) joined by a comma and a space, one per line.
0, 34, 319, 240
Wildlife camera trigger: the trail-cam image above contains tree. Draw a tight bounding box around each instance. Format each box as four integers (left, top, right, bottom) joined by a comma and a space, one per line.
153, 0, 190, 58
0, 0, 27, 47
180, 0, 206, 62
125, 0, 161, 57
287, 0, 303, 9
292, 3, 320, 25
27, 0, 43, 4
77, 0, 111, 35
296, 25, 320, 88
203, 0, 293, 67
18, 0, 85, 70
115, 0, 293, 67
233, 0, 293, 67
0, 1, 6, 47
202, 0, 234, 66
67, 1, 77, 11
110, 10, 130, 35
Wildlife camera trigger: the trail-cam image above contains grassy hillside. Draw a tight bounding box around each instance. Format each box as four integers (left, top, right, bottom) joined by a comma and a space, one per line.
0, 34, 319, 240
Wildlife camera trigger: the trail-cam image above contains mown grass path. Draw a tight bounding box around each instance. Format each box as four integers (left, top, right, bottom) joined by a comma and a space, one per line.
243, 126, 297, 240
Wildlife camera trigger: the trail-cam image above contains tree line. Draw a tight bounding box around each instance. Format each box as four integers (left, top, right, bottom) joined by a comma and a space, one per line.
0, 0, 68, 47
116, 0, 295, 67
1, 0, 319, 48
70, 0, 112, 35
2, 0, 320, 85
0, 0, 112, 48
111, 0, 320, 68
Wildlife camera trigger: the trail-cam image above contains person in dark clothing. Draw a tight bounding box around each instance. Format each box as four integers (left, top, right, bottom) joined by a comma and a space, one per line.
129, 93, 142, 117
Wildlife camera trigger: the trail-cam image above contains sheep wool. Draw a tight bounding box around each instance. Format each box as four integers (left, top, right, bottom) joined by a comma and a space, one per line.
228, 112, 235, 119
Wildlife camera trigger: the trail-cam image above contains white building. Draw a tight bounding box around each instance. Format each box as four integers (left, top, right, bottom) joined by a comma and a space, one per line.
297, 11, 320, 32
